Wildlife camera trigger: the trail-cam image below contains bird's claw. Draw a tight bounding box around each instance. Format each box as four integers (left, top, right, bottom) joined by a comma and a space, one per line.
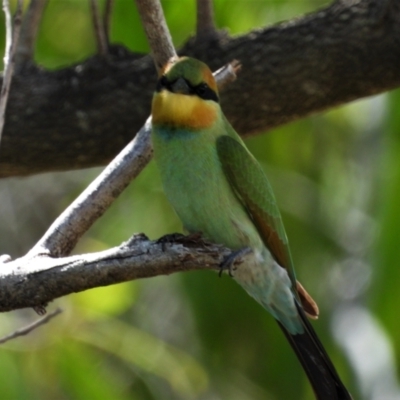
219, 247, 252, 278
157, 233, 186, 244
33, 305, 47, 316
157, 232, 206, 251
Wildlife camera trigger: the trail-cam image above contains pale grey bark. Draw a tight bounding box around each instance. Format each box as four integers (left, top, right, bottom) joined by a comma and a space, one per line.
0, 235, 234, 312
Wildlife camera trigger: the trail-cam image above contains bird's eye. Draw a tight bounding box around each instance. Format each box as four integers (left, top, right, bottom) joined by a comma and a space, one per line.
196, 83, 208, 96
160, 76, 168, 86
194, 83, 219, 102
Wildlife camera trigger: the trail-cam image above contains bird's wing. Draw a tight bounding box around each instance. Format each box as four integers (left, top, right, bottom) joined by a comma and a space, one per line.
216, 135, 318, 318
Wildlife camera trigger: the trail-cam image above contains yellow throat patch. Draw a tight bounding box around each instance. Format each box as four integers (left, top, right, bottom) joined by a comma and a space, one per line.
152, 90, 218, 130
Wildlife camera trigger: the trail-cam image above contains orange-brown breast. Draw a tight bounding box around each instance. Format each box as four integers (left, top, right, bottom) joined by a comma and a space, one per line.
152, 90, 218, 130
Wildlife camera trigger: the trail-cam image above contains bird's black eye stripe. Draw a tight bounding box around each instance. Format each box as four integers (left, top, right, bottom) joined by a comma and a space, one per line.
195, 83, 218, 102
195, 83, 207, 96
156, 76, 219, 103
156, 75, 171, 92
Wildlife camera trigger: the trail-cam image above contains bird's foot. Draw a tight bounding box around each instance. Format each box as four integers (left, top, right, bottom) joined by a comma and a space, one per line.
157, 233, 186, 251
33, 304, 47, 316
157, 232, 206, 250
124, 233, 149, 247
219, 247, 252, 278
157, 233, 186, 244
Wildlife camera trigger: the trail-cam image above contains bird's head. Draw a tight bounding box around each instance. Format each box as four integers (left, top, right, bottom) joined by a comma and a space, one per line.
152, 57, 220, 130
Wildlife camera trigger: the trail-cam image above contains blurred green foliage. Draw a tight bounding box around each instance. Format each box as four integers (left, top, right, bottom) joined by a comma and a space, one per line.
0, 0, 398, 399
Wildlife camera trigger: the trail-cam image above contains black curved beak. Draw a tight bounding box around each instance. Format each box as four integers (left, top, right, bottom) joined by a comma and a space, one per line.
170, 77, 190, 95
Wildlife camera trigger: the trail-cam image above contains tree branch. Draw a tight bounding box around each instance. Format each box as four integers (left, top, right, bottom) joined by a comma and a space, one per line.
0, 235, 235, 312
15, 0, 48, 64
90, 0, 108, 56
196, 0, 218, 42
0, 0, 400, 177
0, 0, 23, 147
134, 0, 177, 72
0, 0, 398, 178
103, 0, 114, 45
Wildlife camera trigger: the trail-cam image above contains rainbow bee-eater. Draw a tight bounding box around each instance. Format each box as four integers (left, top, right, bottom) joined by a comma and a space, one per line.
151, 56, 351, 400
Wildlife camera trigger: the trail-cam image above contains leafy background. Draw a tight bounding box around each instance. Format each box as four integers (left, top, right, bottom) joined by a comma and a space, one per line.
0, 0, 398, 399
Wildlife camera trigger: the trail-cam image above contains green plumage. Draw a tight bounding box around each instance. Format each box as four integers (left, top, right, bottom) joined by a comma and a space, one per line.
151, 57, 351, 399
153, 117, 261, 249
153, 112, 301, 332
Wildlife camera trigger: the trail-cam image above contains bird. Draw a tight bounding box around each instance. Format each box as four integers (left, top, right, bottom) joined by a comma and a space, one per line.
151, 56, 352, 400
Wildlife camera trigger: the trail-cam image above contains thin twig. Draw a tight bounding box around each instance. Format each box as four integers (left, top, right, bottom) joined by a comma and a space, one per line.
15, 0, 48, 64
196, 0, 218, 42
135, 0, 177, 73
0, 0, 23, 147
0, 308, 63, 344
103, 0, 115, 45
90, 0, 108, 56
213, 60, 241, 92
